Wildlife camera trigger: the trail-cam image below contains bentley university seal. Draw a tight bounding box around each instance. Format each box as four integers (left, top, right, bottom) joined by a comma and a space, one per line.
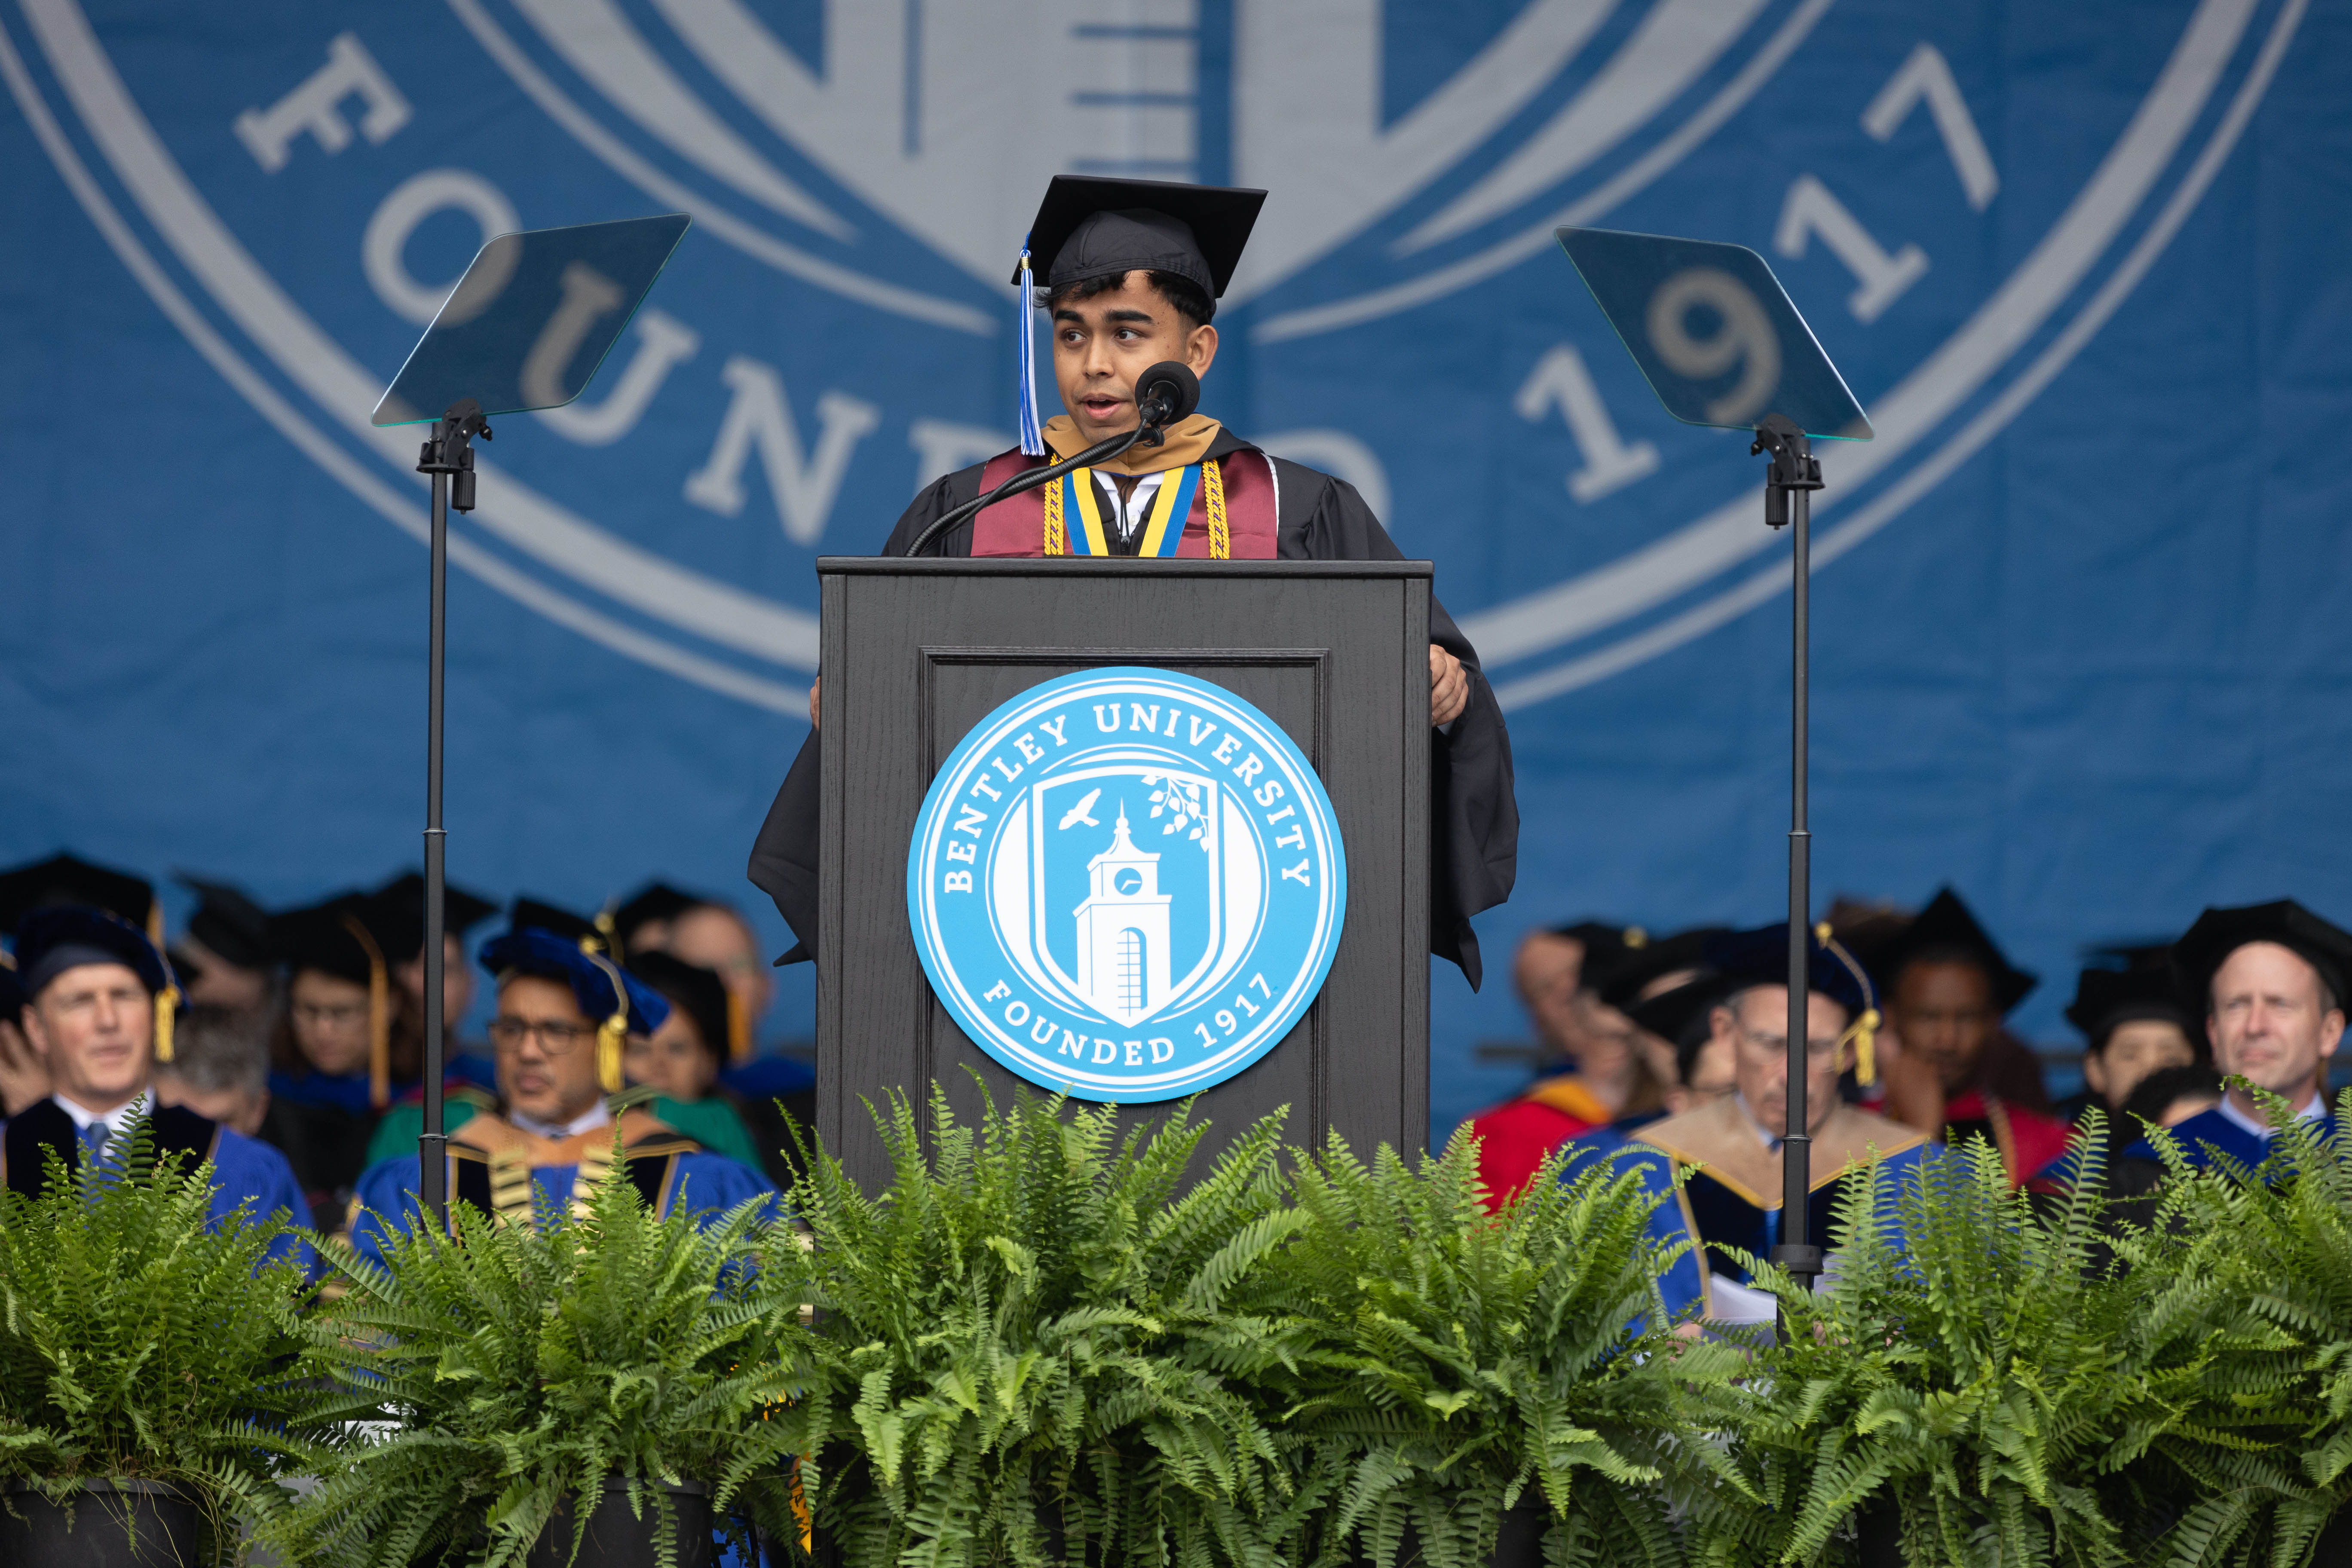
907, 668, 1345, 1102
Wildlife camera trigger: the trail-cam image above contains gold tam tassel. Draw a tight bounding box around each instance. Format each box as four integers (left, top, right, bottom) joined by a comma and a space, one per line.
341, 912, 392, 1109
585, 952, 631, 1094
153, 984, 179, 1063
727, 987, 750, 1064
592, 909, 621, 961
1816, 922, 1883, 1086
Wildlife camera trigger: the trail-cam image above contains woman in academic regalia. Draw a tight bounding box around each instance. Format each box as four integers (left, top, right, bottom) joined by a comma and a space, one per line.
622, 950, 769, 1176
257, 894, 423, 1232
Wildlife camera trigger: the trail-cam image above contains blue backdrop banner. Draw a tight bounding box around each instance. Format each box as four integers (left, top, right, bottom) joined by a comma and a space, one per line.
3, 0, 2344, 1134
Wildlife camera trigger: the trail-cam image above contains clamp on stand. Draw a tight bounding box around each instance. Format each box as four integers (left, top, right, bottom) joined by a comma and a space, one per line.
413, 398, 491, 1231
1753, 413, 1827, 1320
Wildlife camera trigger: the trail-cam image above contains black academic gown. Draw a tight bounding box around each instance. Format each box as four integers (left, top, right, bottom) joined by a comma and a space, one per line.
747, 428, 1519, 986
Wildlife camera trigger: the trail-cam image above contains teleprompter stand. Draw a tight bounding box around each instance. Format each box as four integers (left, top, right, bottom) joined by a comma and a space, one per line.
371, 214, 692, 1228
1552, 227, 1871, 1320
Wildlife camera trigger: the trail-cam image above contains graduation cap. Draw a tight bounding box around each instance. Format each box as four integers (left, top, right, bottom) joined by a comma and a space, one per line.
270, 894, 398, 1107
1872, 888, 2038, 1015
480, 925, 668, 1093
2170, 900, 2352, 1016
1014, 176, 1265, 300
509, 896, 621, 958
1596, 926, 1727, 1012
1626, 973, 1731, 1087
613, 882, 704, 950
2064, 963, 2196, 1052
1705, 922, 1885, 1084
365, 872, 500, 967
173, 873, 273, 971
1005, 176, 1266, 454
11, 905, 182, 1063
0, 852, 159, 946
626, 949, 729, 1065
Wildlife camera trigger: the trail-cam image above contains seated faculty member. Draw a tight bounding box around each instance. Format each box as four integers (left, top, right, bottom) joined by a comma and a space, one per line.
2058, 956, 2201, 1128
750, 176, 1516, 987
349, 923, 772, 1258
153, 1003, 272, 1138
1566, 924, 1931, 1327
2110, 901, 2349, 1186
1, 906, 306, 1243
1875, 888, 2070, 1188
1468, 924, 1708, 1209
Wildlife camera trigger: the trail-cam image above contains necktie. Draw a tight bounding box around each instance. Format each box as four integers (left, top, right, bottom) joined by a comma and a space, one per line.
79, 1122, 110, 1160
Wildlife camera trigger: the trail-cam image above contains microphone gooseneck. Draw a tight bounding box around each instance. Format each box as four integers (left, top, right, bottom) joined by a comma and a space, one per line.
902, 360, 1202, 558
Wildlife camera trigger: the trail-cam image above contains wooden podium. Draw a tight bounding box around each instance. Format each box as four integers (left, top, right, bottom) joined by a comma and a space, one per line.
814, 556, 1431, 1188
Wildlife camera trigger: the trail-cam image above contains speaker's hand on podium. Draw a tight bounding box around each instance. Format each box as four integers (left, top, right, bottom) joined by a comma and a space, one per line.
1430, 645, 1468, 726
809, 677, 821, 730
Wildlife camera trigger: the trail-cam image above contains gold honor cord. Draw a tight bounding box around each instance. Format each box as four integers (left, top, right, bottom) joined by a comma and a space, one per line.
1202, 458, 1230, 560
1043, 471, 1068, 555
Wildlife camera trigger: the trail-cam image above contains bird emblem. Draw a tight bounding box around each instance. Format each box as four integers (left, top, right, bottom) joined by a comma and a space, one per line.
1058, 788, 1102, 830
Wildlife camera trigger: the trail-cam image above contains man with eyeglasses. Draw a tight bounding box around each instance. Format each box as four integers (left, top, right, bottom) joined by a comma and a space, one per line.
1, 905, 307, 1259
349, 919, 773, 1258
1565, 925, 1932, 1328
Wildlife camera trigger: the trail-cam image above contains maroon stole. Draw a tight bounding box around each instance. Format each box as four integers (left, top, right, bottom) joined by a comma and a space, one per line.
966, 447, 1280, 559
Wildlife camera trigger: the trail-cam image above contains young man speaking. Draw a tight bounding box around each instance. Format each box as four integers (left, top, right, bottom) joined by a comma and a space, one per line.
750, 177, 1518, 987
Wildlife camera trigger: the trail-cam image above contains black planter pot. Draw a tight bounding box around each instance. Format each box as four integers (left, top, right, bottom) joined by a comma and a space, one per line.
526, 1478, 715, 1568
1853, 1494, 1903, 1568
0, 1479, 202, 1567
1341, 1498, 1549, 1568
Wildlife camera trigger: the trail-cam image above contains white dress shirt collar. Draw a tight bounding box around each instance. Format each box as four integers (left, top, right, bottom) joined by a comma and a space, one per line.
509, 1099, 612, 1142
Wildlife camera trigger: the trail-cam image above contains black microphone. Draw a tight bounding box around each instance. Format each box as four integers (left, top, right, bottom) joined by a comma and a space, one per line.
1132, 361, 1199, 444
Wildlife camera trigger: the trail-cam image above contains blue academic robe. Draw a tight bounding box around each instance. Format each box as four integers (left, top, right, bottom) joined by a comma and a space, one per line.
1565, 1097, 1934, 1326
348, 1112, 778, 1262
1, 1100, 312, 1269
2120, 1102, 2338, 1174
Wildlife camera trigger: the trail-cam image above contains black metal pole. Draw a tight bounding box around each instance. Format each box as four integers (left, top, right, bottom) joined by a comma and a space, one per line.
1781, 484, 1813, 1258
1752, 416, 1825, 1323
420, 432, 449, 1230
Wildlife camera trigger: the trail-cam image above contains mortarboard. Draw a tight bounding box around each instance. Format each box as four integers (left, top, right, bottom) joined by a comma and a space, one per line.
1872, 888, 2037, 1014
1005, 176, 1265, 455
0, 853, 159, 947
1706, 922, 1884, 1083
174, 873, 273, 971
626, 949, 729, 1064
2170, 901, 2352, 1015
12, 905, 181, 1063
480, 925, 668, 1094
1626, 972, 1731, 1086
614, 882, 704, 949
368, 872, 499, 966
1596, 925, 1727, 1012
1014, 176, 1266, 300
269, 894, 398, 1107
2064, 962, 2196, 1052
510, 896, 622, 958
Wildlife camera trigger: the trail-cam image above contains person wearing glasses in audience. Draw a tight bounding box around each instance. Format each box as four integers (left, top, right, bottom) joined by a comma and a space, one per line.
349, 912, 772, 1256
1566, 925, 1930, 1328
260, 894, 422, 1231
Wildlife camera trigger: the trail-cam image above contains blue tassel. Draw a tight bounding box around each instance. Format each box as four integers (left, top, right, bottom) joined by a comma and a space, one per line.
1015, 246, 1046, 457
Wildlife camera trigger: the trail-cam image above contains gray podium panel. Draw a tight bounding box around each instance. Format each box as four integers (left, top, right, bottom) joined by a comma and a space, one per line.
815, 557, 1430, 1190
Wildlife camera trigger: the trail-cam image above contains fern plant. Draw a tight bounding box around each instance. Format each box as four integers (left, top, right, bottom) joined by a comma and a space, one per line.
775, 1084, 1311, 1568
1240, 1130, 1734, 1568
1695, 1124, 2235, 1568
0, 1123, 327, 1562
2113, 1087, 2352, 1567
267, 1138, 812, 1567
